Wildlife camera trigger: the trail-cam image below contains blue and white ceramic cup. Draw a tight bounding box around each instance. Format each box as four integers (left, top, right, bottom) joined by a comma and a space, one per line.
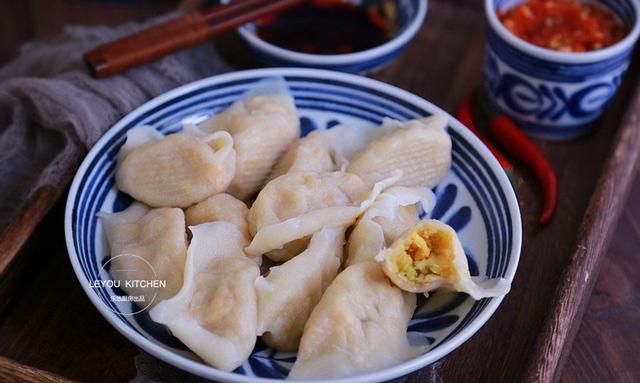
485, 0, 640, 140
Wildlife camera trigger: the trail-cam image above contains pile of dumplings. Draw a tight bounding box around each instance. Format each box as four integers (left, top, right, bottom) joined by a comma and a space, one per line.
100, 78, 510, 380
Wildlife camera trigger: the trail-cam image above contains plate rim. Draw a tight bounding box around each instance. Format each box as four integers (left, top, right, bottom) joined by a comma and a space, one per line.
64, 67, 522, 383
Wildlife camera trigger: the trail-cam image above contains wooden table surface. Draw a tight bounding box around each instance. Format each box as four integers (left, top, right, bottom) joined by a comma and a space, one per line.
0, 1, 639, 383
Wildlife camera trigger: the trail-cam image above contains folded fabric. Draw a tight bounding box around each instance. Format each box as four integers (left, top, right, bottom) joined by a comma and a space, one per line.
0, 12, 231, 230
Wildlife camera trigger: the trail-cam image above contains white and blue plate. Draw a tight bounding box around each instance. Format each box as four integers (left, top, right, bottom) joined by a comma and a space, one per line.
64, 68, 522, 383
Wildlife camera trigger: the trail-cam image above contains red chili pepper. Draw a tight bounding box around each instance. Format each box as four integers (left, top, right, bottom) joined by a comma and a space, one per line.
488, 115, 557, 225
456, 94, 513, 172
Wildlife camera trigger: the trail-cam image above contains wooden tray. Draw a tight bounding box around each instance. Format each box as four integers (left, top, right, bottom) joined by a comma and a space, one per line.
1, 1, 640, 382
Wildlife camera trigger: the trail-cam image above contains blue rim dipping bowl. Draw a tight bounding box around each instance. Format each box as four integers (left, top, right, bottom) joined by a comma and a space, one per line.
236, 0, 427, 74
485, 0, 640, 140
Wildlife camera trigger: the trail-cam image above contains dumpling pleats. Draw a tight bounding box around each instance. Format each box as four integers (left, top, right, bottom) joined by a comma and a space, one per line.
199, 77, 300, 201
288, 262, 419, 379
149, 222, 259, 371
116, 127, 235, 208
347, 115, 452, 188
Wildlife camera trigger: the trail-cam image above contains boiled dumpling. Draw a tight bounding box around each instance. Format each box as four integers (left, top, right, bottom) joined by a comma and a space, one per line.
247, 171, 368, 262
116, 126, 235, 208
256, 226, 345, 351
245, 172, 400, 260
184, 193, 250, 244
347, 115, 451, 188
377, 219, 510, 299
267, 130, 335, 181
149, 222, 259, 371
276, 122, 386, 171
345, 186, 435, 266
99, 202, 187, 307
291, 119, 399, 171
313, 122, 392, 169
199, 77, 300, 200
301, 116, 443, 172
288, 262, 419, 379
248, 171, 367, 236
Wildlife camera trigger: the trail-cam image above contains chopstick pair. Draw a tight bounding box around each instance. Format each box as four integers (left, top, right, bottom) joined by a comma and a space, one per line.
84, 0, 303, 78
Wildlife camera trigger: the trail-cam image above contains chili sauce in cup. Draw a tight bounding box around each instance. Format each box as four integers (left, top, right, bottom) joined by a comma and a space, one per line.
498, 0, 628, 52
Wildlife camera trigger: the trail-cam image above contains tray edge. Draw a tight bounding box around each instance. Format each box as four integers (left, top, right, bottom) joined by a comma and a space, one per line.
523, 84, 640, 383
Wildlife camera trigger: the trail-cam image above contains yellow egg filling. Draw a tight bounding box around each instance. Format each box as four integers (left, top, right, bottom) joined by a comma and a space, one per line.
390, 226, 457, 284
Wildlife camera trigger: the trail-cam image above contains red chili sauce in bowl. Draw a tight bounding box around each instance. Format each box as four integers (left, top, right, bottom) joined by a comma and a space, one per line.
498, 0, 629, 52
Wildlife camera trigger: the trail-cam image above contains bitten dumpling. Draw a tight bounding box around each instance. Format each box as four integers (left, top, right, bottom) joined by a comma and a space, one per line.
245, 172, 400, 260
247, 171, 368, 262
149, 222, 259, 371
184, 193, 250, 244
116, 126, 235, 208
377, 219, 510, 300
345, 186, 435, 266
288, 262, 418, 379
256, 226, 345, 351
199, 77, 300, 200
347, 115, 452, 188
99, 203, 187, 307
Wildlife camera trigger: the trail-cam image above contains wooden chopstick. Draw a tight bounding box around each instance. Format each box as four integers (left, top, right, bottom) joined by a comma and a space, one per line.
84, 0, 303, 78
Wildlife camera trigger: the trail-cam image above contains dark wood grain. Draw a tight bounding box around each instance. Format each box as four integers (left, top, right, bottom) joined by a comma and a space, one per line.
0, 186, 59, 276
0, 1, 32, 64
0, 1, 639, 383
0, 203, 139, 383
0, 356, 75, 383
523, 79, 640, 383
560, 184, 640, 383
26, 0, 178, 42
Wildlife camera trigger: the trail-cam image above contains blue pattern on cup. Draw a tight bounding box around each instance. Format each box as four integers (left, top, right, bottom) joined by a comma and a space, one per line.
485, 0, 640, 139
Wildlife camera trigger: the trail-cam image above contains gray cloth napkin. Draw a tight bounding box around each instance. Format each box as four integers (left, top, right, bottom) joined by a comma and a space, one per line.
0, 13, 231, 230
